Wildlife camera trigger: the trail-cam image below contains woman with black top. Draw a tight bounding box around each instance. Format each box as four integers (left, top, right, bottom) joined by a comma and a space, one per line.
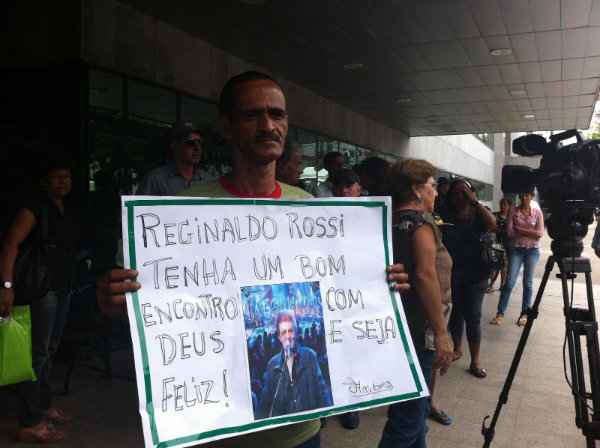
0, 158, 81, 443
441, 179, 496, 379
378, 159, 454, 448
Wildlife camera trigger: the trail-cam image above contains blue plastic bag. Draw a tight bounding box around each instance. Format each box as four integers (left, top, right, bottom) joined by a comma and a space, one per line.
0, 305, 36, 386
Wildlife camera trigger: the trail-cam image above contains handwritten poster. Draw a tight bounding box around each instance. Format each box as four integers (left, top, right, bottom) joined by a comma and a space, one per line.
121, 196, 427, 448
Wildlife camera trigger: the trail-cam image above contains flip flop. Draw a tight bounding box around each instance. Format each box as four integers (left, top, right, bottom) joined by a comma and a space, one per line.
429, 408, 453, 426
469, 366, 487, 378
452, 351, 463, 362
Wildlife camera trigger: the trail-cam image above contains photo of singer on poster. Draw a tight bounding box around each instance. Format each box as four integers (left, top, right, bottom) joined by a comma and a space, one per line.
242, 281, 333, 420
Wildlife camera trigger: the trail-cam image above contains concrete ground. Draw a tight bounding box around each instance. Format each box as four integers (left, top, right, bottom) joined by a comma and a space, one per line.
2, 226, 600, 447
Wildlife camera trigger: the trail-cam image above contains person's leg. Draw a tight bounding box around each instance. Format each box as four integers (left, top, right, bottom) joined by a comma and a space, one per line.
428, 368, 452, 425
378, 351, 434, 448
464, 281, 487, 375
16, 292, 58, 428
496, 248, 524, 316
14, 292, 65, 443
448, 282, 465, 360
521, 248, 540, 314
41, 290, 72, 413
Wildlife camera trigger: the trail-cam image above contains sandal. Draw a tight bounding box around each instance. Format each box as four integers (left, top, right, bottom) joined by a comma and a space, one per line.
429, 408, 453, 425
517, 315, 528, 327
16, 421, 65, 444
452, 351, 463, 362
469, 365, 487, 378
489, 314, 503, 325
44, 408, 73, 425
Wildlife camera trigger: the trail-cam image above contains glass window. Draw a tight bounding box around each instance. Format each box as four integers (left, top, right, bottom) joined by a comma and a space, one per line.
89, 70, 122, 112
128, 80, 176, 124
180, 96, 218, 129
317, 136, 339, 159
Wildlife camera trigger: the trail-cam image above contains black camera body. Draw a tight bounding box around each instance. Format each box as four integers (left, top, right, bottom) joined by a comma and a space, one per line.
502, 129, 600, 257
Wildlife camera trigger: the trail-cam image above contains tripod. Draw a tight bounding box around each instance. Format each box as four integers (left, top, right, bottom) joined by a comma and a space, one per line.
481, 255, 600, 448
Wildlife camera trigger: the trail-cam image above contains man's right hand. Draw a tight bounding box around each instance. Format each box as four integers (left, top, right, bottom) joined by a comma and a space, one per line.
0, 288, 14, 318
96, 269, 140, 318
433, 330, 454, 375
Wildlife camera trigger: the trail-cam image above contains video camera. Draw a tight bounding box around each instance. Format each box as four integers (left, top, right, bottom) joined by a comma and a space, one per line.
501, 129, 600, 257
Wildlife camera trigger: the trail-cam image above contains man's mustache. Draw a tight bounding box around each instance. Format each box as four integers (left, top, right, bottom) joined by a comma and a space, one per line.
255, 132, 281, 143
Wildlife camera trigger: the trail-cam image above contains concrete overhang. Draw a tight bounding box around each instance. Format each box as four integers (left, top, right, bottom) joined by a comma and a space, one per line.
120, 0, 600, 137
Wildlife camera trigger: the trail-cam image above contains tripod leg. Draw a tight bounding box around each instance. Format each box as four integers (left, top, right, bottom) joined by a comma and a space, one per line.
482, 256, 555, 448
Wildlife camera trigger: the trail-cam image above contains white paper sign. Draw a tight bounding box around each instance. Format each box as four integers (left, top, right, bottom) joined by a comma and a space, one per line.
121, 196, 427, 448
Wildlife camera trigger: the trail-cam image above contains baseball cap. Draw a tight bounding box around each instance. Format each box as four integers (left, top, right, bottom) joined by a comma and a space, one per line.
331, 168, 360, 188
167, 120, 202, 142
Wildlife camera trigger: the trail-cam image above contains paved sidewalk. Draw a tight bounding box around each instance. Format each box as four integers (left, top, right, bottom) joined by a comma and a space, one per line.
1, 229, 599, 447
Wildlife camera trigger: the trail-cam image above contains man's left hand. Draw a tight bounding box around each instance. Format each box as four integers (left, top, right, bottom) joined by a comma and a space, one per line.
387, 264, 410, 292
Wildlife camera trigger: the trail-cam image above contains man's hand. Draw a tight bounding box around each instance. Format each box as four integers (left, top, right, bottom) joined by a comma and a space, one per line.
433, 330, 454, 375
96, 269, 140, 318
0, 288, 14, 318
387, 264, 410, 292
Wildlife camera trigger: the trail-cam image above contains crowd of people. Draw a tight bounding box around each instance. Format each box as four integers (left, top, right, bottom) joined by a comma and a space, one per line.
0, 69, 548, 447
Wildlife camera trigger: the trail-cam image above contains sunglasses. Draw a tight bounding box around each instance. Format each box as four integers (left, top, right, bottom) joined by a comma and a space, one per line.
184, 139, 202, 147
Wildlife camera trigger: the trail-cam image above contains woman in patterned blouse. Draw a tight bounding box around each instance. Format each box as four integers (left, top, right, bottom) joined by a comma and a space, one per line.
490, 190, 544, 326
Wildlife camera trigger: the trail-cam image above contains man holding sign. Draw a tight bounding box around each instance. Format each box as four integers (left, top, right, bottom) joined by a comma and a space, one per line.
97, 71, 411, 448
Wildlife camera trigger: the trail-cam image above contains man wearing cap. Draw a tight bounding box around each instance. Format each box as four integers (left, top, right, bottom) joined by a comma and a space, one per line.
137, 120, 204, 196
331, 168, 362, 198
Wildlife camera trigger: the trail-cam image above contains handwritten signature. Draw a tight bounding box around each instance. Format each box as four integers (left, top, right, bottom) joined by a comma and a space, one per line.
342, 377, 393, 397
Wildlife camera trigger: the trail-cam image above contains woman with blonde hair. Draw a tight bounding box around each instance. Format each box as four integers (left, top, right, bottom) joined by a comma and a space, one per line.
378, 159, 454, 447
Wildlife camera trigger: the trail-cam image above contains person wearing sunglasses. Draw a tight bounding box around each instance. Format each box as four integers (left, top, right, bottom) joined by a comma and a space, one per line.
137, 120, 204, 196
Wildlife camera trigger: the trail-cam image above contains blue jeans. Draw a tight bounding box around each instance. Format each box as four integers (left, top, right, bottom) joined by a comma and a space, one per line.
378, 350, 435, 448
16, 290, 71, 427
497, 247, 540, 316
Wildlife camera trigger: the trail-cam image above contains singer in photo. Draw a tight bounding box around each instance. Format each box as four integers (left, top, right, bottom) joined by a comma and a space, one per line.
256, 310, 332, 419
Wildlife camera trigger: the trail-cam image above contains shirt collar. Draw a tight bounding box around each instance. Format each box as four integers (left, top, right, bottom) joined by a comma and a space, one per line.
219, 176, 282, 198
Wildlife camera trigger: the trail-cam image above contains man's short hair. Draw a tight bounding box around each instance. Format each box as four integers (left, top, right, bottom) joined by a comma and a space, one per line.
330, 168, 360, 188
359, 156, 390, 179
275, 310, 297, 335
323, 151, 343, 169
218, 71, 283, 118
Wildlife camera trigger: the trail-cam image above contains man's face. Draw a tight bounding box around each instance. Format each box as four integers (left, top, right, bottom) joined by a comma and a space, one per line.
227, 79, 288, 165
172, 132, 202, 166
334, 182, 361, 197
277, 149, 303, 185
45, 169, 72, 198
278, 320, 295, 354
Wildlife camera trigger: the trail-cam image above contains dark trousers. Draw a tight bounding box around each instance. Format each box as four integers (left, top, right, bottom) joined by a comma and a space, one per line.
378, 350, 435, 448
449, 279, 487, 345
16, 290, 71, 427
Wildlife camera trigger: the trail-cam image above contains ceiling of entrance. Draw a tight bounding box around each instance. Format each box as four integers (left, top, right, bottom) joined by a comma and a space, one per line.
121, 0, 600, 136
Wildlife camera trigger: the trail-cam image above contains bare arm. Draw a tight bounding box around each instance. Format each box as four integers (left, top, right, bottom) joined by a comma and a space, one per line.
463, 189, 496, 231
412, 225, 453, 373
473, 202, 497, 232
0, 209, 36, 316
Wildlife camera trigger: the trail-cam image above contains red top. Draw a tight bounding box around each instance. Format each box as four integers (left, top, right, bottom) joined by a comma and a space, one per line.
219, 176, 282, 199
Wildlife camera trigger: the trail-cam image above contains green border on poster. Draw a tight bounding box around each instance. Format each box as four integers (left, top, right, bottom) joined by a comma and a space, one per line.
124, 198, 423, 448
